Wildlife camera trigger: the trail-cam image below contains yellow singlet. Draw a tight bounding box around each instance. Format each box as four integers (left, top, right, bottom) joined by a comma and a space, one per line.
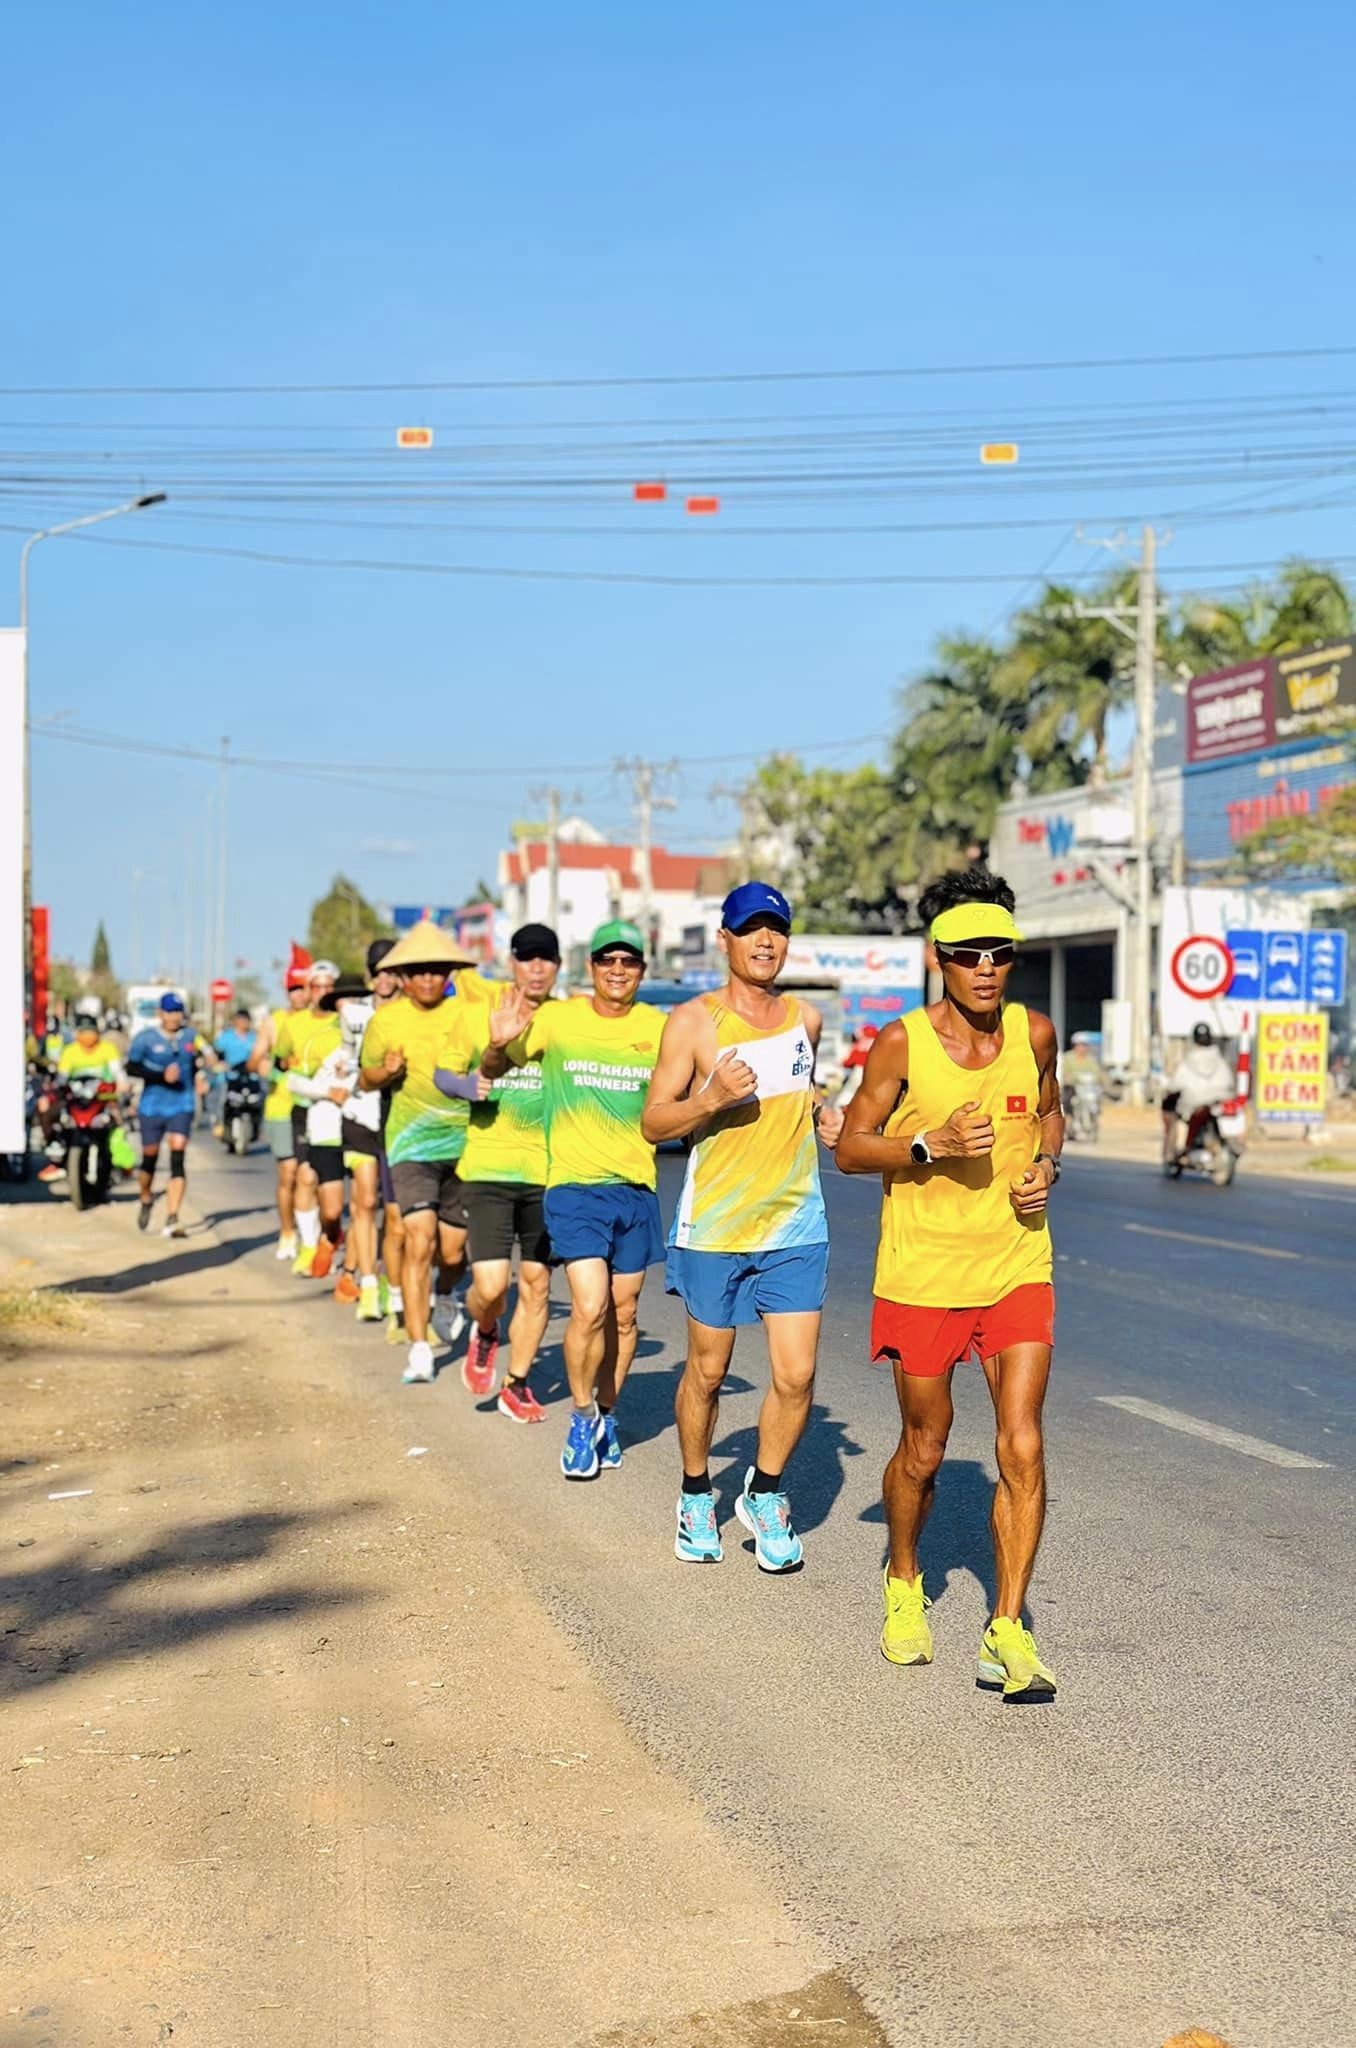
874, 1003, 1051, 1309
263, 1007, 294, 1123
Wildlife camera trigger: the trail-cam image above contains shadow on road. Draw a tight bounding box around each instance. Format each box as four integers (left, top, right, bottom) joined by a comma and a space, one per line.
0, 1504, 376, 1698
47, 1230, 279, 1296
860, 1456, 998, 1609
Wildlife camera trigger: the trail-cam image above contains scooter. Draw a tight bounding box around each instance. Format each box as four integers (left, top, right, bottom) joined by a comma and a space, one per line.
219, 1065, 264, 1156
1163, 1105, 1239, 1188
52, 1073, 118, 1209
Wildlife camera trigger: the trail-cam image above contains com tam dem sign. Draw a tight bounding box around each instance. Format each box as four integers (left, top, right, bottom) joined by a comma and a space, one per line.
1254, 1012, 1329, 1126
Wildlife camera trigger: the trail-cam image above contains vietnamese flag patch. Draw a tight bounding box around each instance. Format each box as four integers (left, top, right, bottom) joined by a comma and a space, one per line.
1007, 1095, 1027, 1114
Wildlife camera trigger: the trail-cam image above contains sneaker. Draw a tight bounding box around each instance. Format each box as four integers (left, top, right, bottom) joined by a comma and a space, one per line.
137, 1199, 154, 1232
162, 1220, 187, 1241
310, 1236, 337, 1281
675, 1491, 723, 1564
356, 1280, 382, 1323
734, 1467, 804, 1573
881, 1571, 933, 1666
977, 1617, 1057, 1700
561, 1409, 601, 1480
384, 1312, 404, 1345
377, 1275, 392, 1315
497, 1379, 546, 1424
461, 1324, 500, 1398
431, 1294, 467, 1347
38, 1162, 63, 1183
291, 1244, 316, 1278
333, 1271, 361, 1305
597, 1412, 622, 1470
275, 1232, 297, 1261
401, 1341, 435, 1385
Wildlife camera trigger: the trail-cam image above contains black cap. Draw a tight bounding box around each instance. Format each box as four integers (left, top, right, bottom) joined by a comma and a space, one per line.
511, 922, 561, 963
367, 937, 396, 977
320, 973, 371, 1011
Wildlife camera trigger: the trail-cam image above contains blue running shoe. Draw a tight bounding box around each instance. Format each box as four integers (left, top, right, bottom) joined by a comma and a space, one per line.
675, 1491, 723, 1564
598, 1412, 622, 1470
561, 1408, 601, 1480
734, 1465, 804, 1572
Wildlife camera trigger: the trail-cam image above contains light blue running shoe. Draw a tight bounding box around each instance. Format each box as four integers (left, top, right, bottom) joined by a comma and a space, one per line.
598, 1412, 623, 1470
561, 1408, 601, 1480
734, 1465, 804, 1572
675, 1491, 723, 1564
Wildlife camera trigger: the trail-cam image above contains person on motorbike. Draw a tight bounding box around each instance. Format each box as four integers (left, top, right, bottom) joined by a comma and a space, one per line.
37, 1003, 126, 1181
1162, 1023, 1235, 1162
1061, 1033, 1102, 1120
210, 1008, 258, 1134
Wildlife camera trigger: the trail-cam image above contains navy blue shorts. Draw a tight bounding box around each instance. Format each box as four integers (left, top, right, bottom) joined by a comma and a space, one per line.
543, 1183, 664, 1274
139, 1110, 193, 1150
665, 1242, 829, 1327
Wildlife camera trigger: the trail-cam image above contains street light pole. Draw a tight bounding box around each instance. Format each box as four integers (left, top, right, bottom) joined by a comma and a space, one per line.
17, 493, 167, 1019
1129, 524, 1158, 1108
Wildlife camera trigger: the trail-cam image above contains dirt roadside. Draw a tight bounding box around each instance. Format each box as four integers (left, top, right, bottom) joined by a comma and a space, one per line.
0, 1183, 885, 2048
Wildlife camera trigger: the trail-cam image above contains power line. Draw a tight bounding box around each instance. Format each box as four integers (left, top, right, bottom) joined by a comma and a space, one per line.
6, 340, 1356, 396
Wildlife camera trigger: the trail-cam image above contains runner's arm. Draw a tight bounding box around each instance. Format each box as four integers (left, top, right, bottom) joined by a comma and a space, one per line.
834, 1021, 913, 1173
797, 1000, 845, 1149
640, 1006, 712, 1143
1031, 1012, 1064, 1175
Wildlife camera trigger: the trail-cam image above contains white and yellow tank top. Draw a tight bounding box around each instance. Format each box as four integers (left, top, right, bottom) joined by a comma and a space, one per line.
670, 995, 826, 1253
874, 1003, 1051, 1309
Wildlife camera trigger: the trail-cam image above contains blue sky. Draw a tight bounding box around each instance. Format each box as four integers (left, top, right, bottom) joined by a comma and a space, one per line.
7, 0, 1356, 988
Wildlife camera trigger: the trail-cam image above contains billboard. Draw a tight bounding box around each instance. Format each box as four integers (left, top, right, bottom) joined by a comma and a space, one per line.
1254, 1011, 1329, 1125
1, 631, 24, 1153
1273, 640, 1356, 745
1185, 659, 1274, 765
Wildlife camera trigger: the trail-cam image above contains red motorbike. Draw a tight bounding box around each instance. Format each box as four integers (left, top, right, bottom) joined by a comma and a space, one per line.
50, 1073, 119, 1209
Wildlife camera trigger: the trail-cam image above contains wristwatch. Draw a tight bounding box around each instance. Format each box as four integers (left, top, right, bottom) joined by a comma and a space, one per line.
1037, 1153, 1062, 1183
909, 1132, 933, 1166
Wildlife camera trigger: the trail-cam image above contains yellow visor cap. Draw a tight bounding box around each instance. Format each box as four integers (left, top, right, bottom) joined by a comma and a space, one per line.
930, 902, 1024, 945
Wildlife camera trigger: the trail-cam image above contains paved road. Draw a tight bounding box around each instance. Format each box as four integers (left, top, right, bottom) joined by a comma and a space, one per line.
178, 1139, 1355, 2048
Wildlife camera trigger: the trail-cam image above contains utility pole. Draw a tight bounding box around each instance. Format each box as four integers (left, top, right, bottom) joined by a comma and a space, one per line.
616, 757, 677, 958
709, 778, 759, 872
215, 736, 229, 994
131, 869, 143, 983
527, 785, 565, 933
1129, 526, 1158, 1107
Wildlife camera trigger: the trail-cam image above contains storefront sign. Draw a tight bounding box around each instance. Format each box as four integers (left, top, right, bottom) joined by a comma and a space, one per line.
1254, 1011, 1329, 1125
1273, 640, 1356, 744
1186, 660, 1275, 765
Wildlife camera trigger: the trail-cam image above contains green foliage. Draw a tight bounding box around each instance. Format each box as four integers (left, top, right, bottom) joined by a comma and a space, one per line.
1235, 784, 1356, 894
306, 875, 393, 975
90, 920, 112, 975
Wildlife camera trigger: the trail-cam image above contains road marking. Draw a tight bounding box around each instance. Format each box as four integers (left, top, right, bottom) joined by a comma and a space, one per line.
1123, 1221, 1301, 1261
1096, 1395, 1328, 1469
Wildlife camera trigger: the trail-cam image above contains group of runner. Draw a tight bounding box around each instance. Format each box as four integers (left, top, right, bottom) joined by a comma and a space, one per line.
141, 866, 1065, 1695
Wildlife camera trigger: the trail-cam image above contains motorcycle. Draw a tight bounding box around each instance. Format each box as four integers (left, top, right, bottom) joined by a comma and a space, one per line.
1066, 1076, 1102, 1143
220, 1065, 264, 1156
1163, 1104, 1239, 1188
52, 1073, 118, 1209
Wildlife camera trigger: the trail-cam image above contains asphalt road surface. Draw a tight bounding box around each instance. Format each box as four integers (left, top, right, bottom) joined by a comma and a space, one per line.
181, 1136, 1355, 2048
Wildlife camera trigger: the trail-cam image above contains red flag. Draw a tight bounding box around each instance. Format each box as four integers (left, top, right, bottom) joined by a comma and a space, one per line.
288, 940, 312, 974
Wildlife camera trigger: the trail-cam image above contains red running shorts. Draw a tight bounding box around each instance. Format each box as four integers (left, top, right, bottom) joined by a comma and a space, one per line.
870, 1282, 1055, 1379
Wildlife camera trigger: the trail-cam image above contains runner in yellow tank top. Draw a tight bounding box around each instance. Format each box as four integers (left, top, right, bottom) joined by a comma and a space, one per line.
837, 869, 1064, 1698
643, 882, 845, 1574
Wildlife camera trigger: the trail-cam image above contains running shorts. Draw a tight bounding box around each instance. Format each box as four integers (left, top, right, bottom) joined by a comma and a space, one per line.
290, 1104, 309, 1169
542, 1183, 663, 1273
341, 1120, 381, 1161
266, 1117, 294, 1162
665, 1242, 828, 1328
389, 1158, 468, 1227
464, 1181, 551, 1265
139, 1110, 193, 1150
310, 1143, 346, 1187
870, 1283, 1055, 1379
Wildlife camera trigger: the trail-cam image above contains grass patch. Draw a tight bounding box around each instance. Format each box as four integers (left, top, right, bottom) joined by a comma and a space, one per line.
1304, 1153, 1356, 1173
0, 1285, 82, 1330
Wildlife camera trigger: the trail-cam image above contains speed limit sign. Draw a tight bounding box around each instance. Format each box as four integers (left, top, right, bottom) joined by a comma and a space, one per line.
1170, 933, 1233, 1001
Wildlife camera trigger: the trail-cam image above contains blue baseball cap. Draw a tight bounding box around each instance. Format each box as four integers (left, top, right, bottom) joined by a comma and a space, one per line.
721, 881, 792, 934
159, 992, 186, 1014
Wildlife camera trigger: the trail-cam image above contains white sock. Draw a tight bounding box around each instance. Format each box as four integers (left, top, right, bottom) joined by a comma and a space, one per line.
387, 1285, 404, 1312
360, 1273, 377, 1289
297, 1208, 321, 1249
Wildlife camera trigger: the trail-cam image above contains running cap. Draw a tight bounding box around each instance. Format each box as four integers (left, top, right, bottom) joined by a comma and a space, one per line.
589, 918, 646, 960
511, 922, 561, 963
159, 992, 186, 1014
366, 937, 396, 977
319, 973, 371, 1011
307, 957, 340, 982
929, 902, 1024, 945
381, 920, 475, 971
721, 880, 792, 934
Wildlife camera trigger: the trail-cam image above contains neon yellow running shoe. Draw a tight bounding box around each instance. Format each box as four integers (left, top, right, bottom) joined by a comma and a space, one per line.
384, 1312, 403, 1345
977, 1617, 1057, 1700
356, 1280, 382, 1323
881, 1571, 933, 1666
291, 1244, 316, 1278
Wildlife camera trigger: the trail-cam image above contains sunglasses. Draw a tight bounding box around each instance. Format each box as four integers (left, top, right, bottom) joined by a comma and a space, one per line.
593, 951, 643, 969
935, 941, 1017, 969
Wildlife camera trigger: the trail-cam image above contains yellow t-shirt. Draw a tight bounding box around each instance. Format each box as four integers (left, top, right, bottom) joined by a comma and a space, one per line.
441, 998, 549, 1186
57, 1037, 121, 1080
874, 1004, 1052, 1309
519, 996, 666, 1192
264, 1006, 298, 1122
359, 975, 497, 1166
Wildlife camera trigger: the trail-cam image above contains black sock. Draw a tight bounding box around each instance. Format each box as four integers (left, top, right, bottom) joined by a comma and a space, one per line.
507, 1373, 531, 1391
682, 1470, 712, 1495
598, 1402, 612, 1416
750, 1465, 782, 1495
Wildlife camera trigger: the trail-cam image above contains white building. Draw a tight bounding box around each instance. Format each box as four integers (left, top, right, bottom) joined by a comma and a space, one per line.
498, 818, 728, 969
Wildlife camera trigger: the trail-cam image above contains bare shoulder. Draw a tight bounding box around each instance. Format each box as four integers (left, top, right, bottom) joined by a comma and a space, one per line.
795, 995, 822, 1034
873, 1016, 912, 1068
1025, 1009, 1059, 1061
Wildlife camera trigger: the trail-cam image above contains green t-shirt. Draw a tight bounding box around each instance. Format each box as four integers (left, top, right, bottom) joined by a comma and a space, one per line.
441, 1000, 550, 1186
518, 996, 666, 1192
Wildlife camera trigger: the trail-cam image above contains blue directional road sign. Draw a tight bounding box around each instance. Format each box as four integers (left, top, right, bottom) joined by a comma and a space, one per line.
1262, 929, 1306, 1003
1224, 929, 1263, 1002
1305, 929, 1348, 1008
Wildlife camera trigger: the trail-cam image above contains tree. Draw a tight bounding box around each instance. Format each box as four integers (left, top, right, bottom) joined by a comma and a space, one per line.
307, 876, 393, 975
745, 755, 907, 930
91, 921, 111, 976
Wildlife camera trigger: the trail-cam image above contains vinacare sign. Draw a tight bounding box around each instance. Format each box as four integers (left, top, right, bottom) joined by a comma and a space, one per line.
1186, 643, 1356, 765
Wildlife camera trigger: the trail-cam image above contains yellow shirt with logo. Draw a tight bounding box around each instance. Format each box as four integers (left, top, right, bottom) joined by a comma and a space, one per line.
359, 973, 498, 1166
874, 1003, 1052, 1309
57, 1037, 122, 1081
519, 996, 666, 1192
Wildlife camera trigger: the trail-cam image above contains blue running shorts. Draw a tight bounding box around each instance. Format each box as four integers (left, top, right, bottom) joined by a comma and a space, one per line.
139, 1110, 194, 1150
665, 1242, 829, 1328
543, 1183, 664, 1273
